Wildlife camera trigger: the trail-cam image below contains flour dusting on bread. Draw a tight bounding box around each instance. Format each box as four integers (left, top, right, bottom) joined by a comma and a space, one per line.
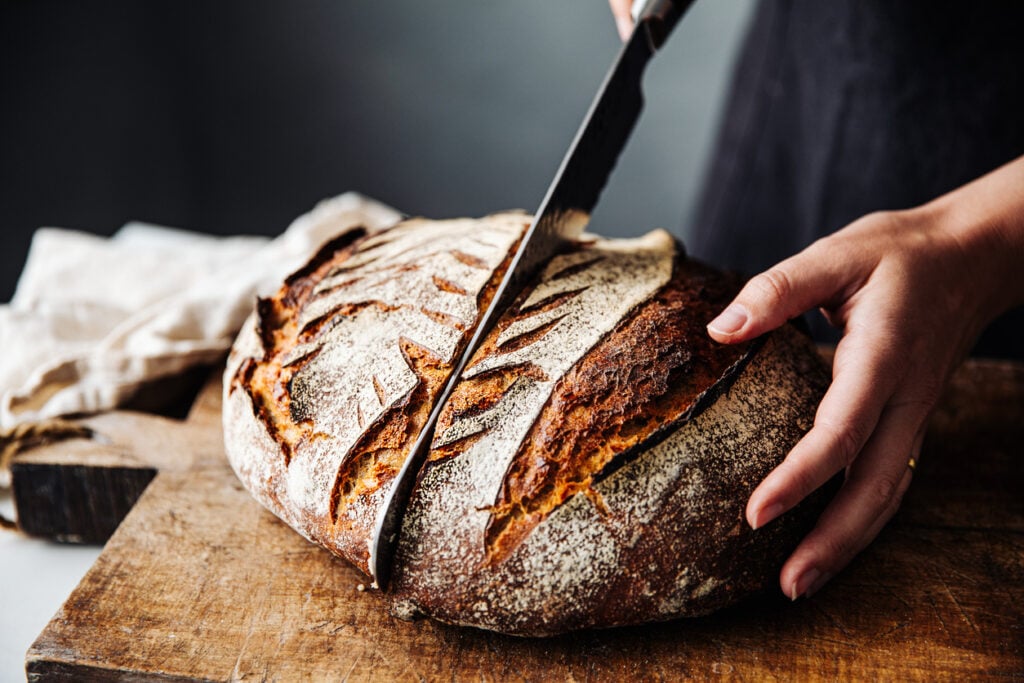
223, 211, 832, 636
223, 213, 526, 573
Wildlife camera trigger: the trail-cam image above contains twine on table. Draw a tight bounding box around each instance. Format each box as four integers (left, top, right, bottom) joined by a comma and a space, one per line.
0, 420, 94, 530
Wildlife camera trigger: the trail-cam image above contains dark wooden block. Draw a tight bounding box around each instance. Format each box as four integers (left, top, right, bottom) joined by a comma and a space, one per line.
12, 462, 157, 543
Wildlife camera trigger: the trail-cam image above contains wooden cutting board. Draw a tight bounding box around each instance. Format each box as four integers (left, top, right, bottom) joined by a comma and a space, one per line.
13, 357, 1024, 681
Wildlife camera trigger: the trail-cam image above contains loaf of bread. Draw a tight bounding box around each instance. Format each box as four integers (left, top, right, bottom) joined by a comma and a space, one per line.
223, 212, 831, 636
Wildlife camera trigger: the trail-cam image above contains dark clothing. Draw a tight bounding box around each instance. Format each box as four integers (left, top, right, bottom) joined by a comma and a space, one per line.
692, 0, 1024, 359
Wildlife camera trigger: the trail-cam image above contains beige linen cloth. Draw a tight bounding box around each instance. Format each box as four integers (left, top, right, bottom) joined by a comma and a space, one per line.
0, 193, 400, 487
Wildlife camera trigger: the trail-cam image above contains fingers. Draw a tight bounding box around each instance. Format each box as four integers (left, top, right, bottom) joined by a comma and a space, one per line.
712, 209, 972, 601
746, 328, 903, 529
707, 244, 865, 344
738, 275, 932, 600
855, 435, 920, 551
778, 410, 927, 600
784, 466, 914, 600
718, 203, 998, 602
745, 301, 917, 526
608, 0, 635, 40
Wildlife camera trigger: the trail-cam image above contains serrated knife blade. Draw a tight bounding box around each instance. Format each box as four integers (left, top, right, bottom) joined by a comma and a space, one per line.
369, 0, 695, 588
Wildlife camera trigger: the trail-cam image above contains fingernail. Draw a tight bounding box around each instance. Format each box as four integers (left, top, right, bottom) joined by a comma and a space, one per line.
752, 502, 785, 530
615, 16, 634, 41
707, 304, 748, 336
790, 567, 820, 601
791, 568, 832, 600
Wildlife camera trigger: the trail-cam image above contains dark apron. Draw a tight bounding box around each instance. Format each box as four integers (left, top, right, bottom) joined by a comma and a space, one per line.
691, 0, 1024, 359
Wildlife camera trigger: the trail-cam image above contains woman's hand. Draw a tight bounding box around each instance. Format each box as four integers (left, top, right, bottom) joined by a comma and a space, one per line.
707, 155, 1024, 600
608, 0, 636, 41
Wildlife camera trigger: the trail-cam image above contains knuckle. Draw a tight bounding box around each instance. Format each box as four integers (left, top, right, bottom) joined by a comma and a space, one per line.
818, 531, 857, 566
751, 267, 796, 307
784, 465, 823, 503
912, 377, 944, 409
887, 383, 942, 425
836, 429, 866, 469
875, 474, 901, 506
861, 470, 902, 510
890, 393, 938, 417
860, 209, 902, 231
817, 419, 869, 468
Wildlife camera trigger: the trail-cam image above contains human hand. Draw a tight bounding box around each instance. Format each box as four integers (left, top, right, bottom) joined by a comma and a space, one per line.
608, 0, 636, 41
706, 155, 1024, 600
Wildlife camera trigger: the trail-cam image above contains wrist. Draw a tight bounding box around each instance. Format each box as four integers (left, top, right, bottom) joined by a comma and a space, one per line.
925, 155, 1024, 318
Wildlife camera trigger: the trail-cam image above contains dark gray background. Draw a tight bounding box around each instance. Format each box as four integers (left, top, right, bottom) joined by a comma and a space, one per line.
0, 1, 753, 303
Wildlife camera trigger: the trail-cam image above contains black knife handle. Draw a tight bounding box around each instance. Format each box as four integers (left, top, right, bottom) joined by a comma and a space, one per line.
636, 0, 697, 51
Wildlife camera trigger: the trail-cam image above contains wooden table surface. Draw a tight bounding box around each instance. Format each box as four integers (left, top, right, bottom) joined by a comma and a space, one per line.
11, 357, 1024, 681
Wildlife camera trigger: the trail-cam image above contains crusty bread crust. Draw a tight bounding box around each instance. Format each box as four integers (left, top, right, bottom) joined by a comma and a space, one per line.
224, 215, 831, 636
223, 214, 527, 575
387, 231, 830, 635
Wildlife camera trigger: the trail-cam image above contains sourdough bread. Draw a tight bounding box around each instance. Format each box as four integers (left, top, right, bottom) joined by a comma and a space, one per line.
223, 213, 831, 636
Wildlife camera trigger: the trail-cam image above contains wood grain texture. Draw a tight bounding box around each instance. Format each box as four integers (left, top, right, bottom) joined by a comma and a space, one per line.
10, 397, 227, 544
21, 358, 1024, 681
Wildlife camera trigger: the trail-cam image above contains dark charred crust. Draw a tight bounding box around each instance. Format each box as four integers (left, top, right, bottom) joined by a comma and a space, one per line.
428, 429, 487, 461
254, 297, 278, 354
286, 365, 314, 424
229, 355, 252, 396
294, 312, 339, 344
515, 288, 587, 317
284, 228, 366, 291
496, 316, 566, 354
462, 361, 549, 386
236, 358, 257, 399
372, 375, 388, 407
296, 301, 395, 340
307, 276, 364, 303
239, 357, 296, 466
549, 255, 605, 282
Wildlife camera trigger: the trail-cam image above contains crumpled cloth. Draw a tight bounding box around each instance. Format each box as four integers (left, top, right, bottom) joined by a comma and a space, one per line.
0, 193, 400, 438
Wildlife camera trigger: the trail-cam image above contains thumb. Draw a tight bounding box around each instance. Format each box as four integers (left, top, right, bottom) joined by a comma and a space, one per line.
707, 253, 849, 344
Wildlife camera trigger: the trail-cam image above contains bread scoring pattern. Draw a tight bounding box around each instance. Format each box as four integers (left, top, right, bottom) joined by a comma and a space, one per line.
225, 214, 832, 635
226, 214, 525, 572
391, 241, 829, 634
283, 219, 522, 521
428, 231, 675, 561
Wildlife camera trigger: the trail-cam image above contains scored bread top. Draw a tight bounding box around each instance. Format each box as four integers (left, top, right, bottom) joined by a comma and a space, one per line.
224, 213, 830, 636
390, 231, 827, 635
224, 213, 527, 574
422, 229, 755, 563
427, 232, 756, 566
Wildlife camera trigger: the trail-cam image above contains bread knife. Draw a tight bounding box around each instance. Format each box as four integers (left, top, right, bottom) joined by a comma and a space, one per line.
369, 0, 695, 588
